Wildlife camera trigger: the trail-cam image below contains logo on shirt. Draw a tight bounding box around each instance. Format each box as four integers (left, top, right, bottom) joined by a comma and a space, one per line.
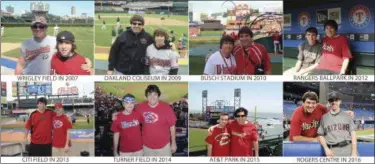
349, 5, 371, 29
25, 45, 51, 61
121, 119, 139, 128
301, 119, 319, 131
143, 112, 159, 123
322, 43, 334, 52
216, 65, 236, 75
140, 38, 147, 44
53, 120, 63, 129
298, 12, 311, 28
150, 57, 171, 67
323, 123, 350, 133
303, 50, 317, 60
214, 133, 231, 146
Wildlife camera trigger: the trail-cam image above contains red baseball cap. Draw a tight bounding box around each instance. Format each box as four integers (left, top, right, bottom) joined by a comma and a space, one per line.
55, 103, 63, 108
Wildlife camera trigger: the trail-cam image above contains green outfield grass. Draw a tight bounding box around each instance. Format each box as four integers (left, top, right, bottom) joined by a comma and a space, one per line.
94, 14, 188, 48
95, 13, 188, 22
189, 56, 283, 75
356, 129, 374, 136
1, 117, 94, 129
97, 82, 188, 103
189, 128, 209, 152
1, 26, 94, 62
200, 31, 223, 35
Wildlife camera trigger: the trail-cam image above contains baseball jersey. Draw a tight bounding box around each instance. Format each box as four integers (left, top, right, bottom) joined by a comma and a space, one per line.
204, 51, 236, 75
205, 126, 230, 156
111, 112, 143, 153
135, 101, 176, 149
297, 42, 322, 69
316, 35, 352, 73
50, 52, 90, 75
317, 110, 356, 145
146, 44, 179, 75
289, 104, 328, 141
233, 42, 272, 75
52, 114, 72, 148
228, 120, 258, 156
21, 36, 56, 75
26, 109, 56, 144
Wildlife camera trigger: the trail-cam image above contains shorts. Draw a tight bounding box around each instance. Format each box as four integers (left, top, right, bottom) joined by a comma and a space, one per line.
29, 143, 52, 156
330, 144, 356, 156
119, 149, 143, 156
52, 147, 67, 156
143, 143, 171, 156
310, 69, 340, 75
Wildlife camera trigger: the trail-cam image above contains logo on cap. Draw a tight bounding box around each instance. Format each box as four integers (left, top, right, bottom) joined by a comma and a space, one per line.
349, 5, 371, 29
61, 36, 66, 40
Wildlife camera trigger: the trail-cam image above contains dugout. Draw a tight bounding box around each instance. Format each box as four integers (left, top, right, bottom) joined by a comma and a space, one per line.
283, 0, 375, 73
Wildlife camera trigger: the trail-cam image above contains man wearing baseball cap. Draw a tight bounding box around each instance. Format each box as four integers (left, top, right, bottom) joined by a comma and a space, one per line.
50, 31, 92, 75
52, 103, 72, 156
111, 94, 143, 156
318, 93, 358, 157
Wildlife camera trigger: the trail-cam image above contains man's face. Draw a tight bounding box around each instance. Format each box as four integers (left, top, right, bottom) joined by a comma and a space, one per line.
131, 21, 143, 33
221, 41, 234, 56
303, 98, 317, 114
155, 35, 165, 47
147, 92, 159, 106
58, 41, 73, 57
325, 25, 337, 37
31, 23, 47, 39
219, 115, 229, 127
329, 99, 341, 110
305, 32, 317, 45
37, 102, 46, 110
56, 107, 64, 115
235, 111, 247, 124
239, 33, 252, 47
123, 101, 135, 113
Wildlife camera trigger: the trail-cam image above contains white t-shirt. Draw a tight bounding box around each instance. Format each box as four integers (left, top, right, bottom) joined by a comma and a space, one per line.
204, 51, 236, 75
146, 44, 179, 75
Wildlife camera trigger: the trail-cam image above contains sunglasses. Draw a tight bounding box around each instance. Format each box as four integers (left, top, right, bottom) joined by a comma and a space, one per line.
132, 22, 143, 26
235, 115, 247, 118
31, 24, 47, 29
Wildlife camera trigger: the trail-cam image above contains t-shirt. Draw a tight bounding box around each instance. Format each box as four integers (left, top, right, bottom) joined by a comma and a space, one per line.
233, 42, 272, 75
205, 126, 230, 156
316, 35, 352, 73
21, 36, 57, 75
272, 33, 281, 43
228, 120, 258, 156
289, 104, 328, 141
297, 42, 322, 69
52, 114, 72, 148
317, 110, 356, 145
136, 101, 177, 149
146, 44, 179, 75
111, 112, 143, 153
25, 109, 56, 144
50, 53, 90, 75
204, 51, 236, 75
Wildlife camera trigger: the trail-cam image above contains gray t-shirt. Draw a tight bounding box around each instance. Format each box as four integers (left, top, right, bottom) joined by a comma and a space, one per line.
20, 35, 56, 75
317, 110, 356, 145
297, 42, 322, 69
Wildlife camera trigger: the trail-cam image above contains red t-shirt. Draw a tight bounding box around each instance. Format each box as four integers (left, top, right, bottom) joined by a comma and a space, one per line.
272, 33, 281, 42
110, 112, 143, 153
50, 52, 90, 75
289, 104, 328, 141
316, 35, 352, 73
228, 120, 258, 156
25, 109, 55, 144
136, 101, 176, 149
52, 114, 72, 148
205, 126, 230, 156
233, 42, 272, 75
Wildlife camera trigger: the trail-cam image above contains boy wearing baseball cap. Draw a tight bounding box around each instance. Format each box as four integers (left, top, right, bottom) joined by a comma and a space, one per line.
50, 31, 92, 75
111, 94, 143, 156
52, 103, 72, 156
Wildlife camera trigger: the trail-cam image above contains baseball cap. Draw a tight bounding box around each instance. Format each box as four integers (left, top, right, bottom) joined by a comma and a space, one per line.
122, 94, 135, 103
328, 93, 340, 102
56, 31, 75, 43
31, 16, 47, 25
55, 103, 63, 108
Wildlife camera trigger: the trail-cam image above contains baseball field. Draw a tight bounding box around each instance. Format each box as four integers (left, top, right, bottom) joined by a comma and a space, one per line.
94, 13, 189, 75
189, 128, 209, 152
1, 25, 94, 75
96, 82, 188, 103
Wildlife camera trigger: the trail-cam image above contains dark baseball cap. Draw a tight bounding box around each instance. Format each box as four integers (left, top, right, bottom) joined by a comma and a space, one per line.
31, 16, 47, 25
56, 31, 75, 43
328, 93, 340, 102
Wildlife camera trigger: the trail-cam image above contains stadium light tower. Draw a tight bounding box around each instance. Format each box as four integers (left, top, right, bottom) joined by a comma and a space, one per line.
202, 90, 207, 118
234, 88, 241, 109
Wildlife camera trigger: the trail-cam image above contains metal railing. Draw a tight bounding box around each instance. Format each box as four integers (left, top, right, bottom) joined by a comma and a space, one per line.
1, 142, 24, 156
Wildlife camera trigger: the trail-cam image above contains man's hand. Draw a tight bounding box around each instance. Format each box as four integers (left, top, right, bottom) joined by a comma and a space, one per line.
351, 151, 358, 157
82, 58, 92, 72
113, 151, 119, 156
346, 111, 354, 119
107, 71, 113, 75
64, 145, 69, 153
324, 148, 335, 157
171, 142, 177, 153
313, 137, 320, 142
208, 125, 218, 135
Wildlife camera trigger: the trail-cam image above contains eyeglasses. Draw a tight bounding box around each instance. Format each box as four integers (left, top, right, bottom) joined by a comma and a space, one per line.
235, 115, 246, 118
31, 24, 47, 29
132, 23, 143, 26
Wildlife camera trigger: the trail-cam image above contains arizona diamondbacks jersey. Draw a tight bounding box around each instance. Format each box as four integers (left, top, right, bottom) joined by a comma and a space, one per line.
146, 44, 179, 75
20, 35, 56, 75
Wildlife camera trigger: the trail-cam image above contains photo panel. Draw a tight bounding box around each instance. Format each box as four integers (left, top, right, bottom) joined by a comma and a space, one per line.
94, 0, 189, 75
0, 1, 95, 75
0, 81, 95, 156
94, 82, 188, 156
283, 0, 375, 76
189, 82, 283, 156
283, 82, 375, 157
188, 1, 283, 75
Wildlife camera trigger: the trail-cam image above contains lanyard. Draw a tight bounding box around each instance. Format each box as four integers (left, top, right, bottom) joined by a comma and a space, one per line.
219, 51, 233, 74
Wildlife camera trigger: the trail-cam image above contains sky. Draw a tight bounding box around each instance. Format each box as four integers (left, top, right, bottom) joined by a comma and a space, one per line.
1, 1, 94, 17
189, 82, 283, 114
6, 81, 94, 101
189, 1, 282, 14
